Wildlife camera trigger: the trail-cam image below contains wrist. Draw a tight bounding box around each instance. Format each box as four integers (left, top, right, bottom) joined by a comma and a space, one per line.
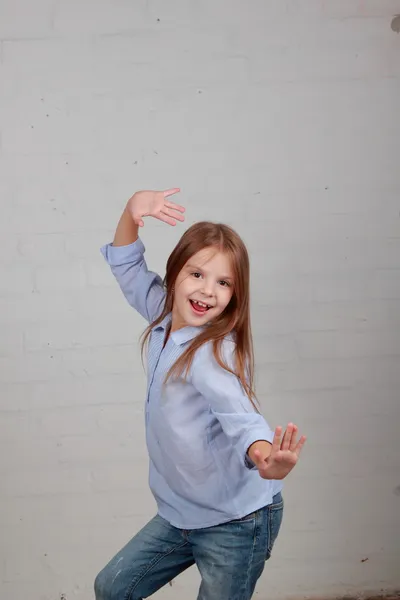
247, 440, 272, 463
113, 204, 139, 246
125, 200, 136, 217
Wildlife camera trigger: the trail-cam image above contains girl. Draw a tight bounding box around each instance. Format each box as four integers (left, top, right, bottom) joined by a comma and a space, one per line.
95, 188, 306, 600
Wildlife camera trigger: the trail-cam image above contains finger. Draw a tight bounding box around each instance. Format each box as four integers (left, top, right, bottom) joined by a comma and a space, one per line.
253, 449, 268, 468
161, 208, 185, 222
294, 435, 307, 456
163, 188, 180, 198
155, 213, 177, 227
271, 426, 283, 454
280, 427, 290, 451
254, 452, 274, 479
284, 423, 297, 451
164, 200, 185, 213
282, 423, 295, 451
253, 449, 263, 464
253, 451, 270, 478
289, 425, 299, 451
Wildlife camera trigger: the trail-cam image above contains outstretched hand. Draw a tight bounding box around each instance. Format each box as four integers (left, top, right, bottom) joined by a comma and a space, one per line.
126, 188, 185, 228
253, 424, 306, 480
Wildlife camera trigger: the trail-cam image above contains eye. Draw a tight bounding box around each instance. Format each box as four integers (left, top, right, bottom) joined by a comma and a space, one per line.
219, 280, 231, 287
192, 272, 202, 279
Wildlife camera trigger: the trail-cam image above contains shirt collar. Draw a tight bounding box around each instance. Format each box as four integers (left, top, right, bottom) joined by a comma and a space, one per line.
153, 313, 204, 345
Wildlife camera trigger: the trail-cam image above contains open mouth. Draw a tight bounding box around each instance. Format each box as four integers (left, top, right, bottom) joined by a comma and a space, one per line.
189, 299, 212, 315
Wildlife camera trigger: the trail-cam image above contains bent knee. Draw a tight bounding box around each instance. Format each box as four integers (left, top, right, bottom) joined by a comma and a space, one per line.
94, 567, 110, 600
94, 566, 123, 600
94, 564, 142, 600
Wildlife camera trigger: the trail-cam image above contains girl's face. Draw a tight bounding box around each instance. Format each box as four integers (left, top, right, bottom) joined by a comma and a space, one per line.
171, 248, 234, 331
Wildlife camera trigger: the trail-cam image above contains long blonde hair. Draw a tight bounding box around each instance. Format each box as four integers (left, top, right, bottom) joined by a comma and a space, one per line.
141, 222, 257, 405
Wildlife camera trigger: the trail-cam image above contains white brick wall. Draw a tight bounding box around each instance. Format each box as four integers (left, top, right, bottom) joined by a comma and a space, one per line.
1, 1, 400, 599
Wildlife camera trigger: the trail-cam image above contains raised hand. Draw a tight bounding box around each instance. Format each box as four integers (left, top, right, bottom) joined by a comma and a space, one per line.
126, 188, 185, 228
253, 424, 306, 481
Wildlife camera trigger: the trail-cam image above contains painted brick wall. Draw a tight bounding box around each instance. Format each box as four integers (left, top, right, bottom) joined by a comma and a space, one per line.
1, 1, 399, 599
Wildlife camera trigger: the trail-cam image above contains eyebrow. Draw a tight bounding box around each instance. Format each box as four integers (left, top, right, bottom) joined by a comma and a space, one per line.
186, 263, 233, 281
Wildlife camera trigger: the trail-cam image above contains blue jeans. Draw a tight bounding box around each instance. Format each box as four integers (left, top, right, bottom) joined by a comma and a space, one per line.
94, 493, 283, 600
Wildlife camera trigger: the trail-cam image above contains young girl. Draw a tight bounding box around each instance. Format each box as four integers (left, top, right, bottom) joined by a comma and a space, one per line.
95, 188, 306, 600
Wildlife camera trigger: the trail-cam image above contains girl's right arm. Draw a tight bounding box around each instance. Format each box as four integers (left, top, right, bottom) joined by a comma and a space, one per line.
101, 189, 184, 322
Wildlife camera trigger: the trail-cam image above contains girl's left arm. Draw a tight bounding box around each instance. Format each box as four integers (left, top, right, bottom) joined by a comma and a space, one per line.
191, 340, 306, 479
191, 340, 275, 469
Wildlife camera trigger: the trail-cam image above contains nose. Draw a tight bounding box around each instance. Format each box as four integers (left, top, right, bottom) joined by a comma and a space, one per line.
201, 278, 215, 298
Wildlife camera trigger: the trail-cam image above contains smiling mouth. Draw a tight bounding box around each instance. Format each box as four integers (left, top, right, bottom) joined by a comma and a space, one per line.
189, 299, 212, 314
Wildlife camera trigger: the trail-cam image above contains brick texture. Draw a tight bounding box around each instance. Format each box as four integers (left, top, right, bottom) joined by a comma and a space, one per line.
1, 1, 400, 598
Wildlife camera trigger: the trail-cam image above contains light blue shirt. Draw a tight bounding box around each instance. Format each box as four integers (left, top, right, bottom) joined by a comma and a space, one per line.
101, 238, 283, 529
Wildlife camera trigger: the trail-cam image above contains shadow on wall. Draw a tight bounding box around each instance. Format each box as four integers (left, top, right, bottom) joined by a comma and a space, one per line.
390, 14, 400, 32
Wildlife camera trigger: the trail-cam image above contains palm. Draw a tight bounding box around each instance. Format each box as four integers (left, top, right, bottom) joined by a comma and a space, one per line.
138, 191, 165, 217
256, 424, 306, 481
127, 188, 184, 227
263, 448, 299, 480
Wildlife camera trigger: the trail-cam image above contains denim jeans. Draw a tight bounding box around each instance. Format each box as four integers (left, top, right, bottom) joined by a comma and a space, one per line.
94, 492, 283, 600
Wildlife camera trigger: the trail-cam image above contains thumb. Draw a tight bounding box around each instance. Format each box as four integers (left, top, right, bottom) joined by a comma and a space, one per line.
253, 449, 267, 470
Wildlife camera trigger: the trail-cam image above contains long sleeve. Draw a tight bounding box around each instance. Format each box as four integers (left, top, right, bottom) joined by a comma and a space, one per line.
191, 339, 274, 468
101, 238, 166, 323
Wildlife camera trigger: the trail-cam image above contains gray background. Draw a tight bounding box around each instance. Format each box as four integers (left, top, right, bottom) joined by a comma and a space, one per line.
1, 1, 400, 599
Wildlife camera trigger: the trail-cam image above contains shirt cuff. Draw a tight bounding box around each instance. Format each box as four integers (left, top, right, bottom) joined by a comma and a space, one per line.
244, 454, 257, 470
100, 237, 145, 266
